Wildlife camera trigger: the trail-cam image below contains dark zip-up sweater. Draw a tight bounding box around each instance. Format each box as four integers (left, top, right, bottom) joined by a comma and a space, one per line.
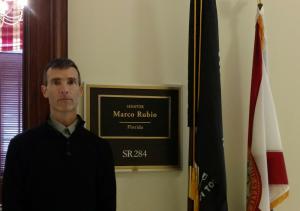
2, 118, 116, 211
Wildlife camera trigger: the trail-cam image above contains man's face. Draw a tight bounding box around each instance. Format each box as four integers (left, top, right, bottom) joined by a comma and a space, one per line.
41, 67, 83, 115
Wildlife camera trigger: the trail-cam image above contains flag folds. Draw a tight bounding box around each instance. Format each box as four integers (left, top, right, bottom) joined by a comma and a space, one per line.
247, 6, 289, 211
187, 0, 228, 210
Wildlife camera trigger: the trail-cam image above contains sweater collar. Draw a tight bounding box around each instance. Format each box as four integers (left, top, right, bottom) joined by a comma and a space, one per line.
47, 115, 85, 137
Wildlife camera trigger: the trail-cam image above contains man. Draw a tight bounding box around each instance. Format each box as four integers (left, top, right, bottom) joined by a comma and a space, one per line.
2, 58, 116, 211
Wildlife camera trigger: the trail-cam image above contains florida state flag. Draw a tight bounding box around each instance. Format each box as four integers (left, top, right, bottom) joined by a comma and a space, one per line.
247, 6, 289, 211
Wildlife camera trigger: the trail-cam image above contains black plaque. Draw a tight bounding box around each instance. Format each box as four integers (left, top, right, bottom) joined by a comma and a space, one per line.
85, 85, 180, 170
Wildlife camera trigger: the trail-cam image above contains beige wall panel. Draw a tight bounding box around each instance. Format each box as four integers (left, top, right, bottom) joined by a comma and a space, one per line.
69, 0, 300, 210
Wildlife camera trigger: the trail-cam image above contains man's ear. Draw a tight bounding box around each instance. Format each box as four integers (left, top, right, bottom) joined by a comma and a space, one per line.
41, 85, 48, 98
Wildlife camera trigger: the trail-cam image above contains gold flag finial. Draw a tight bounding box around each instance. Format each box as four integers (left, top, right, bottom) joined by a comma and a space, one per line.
257, 0, 263, 10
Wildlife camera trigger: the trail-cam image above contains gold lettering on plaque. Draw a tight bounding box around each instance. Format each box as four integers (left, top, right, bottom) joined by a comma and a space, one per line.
127, 125, 144, 130
126, 104, 144, 109
113, 110, 135, 118
136, 110, 158, 118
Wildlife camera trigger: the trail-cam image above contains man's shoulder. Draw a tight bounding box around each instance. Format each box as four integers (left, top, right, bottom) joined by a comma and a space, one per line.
11, 122, 49, 144
79, 127, 103, 141
78, 127, 111, 148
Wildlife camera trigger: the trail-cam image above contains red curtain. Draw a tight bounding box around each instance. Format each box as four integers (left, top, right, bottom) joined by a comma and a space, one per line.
0, 1, 24, 52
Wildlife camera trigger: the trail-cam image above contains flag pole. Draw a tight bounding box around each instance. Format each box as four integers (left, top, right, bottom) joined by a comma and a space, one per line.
188, 0, 203, 210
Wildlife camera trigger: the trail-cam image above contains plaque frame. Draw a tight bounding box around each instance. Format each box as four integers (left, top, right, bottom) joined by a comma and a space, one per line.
85, 85, 180, 171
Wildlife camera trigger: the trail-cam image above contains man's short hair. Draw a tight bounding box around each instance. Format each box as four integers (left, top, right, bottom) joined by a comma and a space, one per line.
42, 58, 81, 85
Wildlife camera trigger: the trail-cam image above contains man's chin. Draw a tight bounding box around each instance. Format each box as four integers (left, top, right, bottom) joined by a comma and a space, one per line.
52, 106, 77, 114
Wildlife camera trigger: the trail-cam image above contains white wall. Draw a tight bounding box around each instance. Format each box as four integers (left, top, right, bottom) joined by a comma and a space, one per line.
69, 1, 189, 211
218, 1, 300, 210
69, 0, 300, 210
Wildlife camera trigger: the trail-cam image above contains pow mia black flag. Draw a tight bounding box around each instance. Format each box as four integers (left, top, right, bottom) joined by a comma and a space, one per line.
187, 0, 228, 210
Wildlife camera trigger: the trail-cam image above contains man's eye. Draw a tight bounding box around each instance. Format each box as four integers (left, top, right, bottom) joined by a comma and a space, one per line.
68, 79, 77, 85
53, 80, 61, 85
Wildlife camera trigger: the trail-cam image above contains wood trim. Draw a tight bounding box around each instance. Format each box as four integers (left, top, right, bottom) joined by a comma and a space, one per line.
23, 0, 68, 129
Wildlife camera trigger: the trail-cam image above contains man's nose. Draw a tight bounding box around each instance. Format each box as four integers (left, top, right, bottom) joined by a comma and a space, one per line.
59, 83, 69, 94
